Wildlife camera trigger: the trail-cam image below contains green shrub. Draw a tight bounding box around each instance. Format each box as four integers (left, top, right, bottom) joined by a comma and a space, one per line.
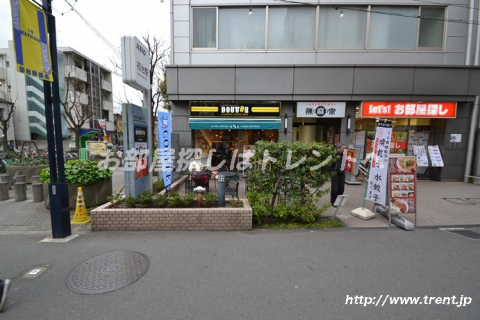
153, 179, 165, 192
138, 191, 154, 207
107, 194, 124, 207
153, 193, 168, 208
247, 141, 336, 225
125, 195, 137, 208
10, 156, 49, 166
202, 192, 218, 207
39, 159, 112, 184
229, 198, 244, 208
167, 192, 183, 208
182, 192, 196, 207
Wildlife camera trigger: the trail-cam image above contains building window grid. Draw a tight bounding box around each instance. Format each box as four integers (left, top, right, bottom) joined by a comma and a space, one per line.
191, 5, 445, 52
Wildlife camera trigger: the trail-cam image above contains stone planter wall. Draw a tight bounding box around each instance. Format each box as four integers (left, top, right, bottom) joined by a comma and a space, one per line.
6, 165, 48, 183
43, 178, 112, 209
91, 199, 252, 231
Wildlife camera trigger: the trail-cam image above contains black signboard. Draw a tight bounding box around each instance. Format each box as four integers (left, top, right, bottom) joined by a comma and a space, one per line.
190, 101, 281, 117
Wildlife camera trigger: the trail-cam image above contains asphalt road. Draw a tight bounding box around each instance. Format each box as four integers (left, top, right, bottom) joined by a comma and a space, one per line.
1, 228, 479, 320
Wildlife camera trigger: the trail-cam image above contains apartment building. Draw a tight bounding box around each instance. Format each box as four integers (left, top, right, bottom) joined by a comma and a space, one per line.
166, 0, 480, 181
0, 43, 114, 149
0, 52, 15, 149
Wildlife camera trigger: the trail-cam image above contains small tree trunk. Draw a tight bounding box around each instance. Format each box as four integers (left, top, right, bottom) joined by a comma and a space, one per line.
1, 137, 8, 151
74, 127, 81, 150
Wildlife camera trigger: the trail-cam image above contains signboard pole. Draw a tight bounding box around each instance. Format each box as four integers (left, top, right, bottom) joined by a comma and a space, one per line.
42, 0, 71, 238
144, 89, 153, 193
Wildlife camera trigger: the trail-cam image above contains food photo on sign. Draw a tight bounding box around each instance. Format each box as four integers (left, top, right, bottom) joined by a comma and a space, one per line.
388, 156, 417, 214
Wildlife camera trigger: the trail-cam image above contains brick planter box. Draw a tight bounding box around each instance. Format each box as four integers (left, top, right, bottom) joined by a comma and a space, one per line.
91, 199, 252, 231
43, 178, 112, 209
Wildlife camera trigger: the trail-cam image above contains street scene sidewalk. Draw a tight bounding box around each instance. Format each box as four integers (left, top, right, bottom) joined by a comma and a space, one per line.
0, 166, 479, 234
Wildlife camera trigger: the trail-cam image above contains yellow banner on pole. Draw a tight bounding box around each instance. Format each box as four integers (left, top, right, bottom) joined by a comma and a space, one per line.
10, 0, 53, 81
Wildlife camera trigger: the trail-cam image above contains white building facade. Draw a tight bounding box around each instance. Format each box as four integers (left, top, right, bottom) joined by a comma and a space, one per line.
167, 0, 480, 181
0, 43, 114, 149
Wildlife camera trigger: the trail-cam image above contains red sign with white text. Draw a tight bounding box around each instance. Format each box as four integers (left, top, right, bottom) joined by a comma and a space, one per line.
361, 102, 456, 118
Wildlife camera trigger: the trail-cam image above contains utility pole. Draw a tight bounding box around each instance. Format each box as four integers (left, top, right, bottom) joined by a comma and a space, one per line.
42, 0, 71, 238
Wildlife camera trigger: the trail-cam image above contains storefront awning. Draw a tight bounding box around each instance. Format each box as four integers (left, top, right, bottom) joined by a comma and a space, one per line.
189, 118, 281, 130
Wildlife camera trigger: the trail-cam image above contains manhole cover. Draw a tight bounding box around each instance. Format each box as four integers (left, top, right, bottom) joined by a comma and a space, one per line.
66, 251, 149, 294
448, 230, 480, 240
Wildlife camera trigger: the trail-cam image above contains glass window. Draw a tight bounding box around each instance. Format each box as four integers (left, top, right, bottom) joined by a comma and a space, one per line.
193, 8, 217, 48
318, 6, 367, 49
268, 7, 316, 50
369, 6, 417, 50
419, 7, 444, 48
219, 7, 266, 50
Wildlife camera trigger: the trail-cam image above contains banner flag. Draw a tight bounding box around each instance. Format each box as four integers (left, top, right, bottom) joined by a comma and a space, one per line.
366, 121, 393, 206
11, 0, 53, 81
158, 111, 172, 191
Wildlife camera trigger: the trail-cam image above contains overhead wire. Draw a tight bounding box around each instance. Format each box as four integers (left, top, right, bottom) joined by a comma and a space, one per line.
61, 0, 122, 58
271, 0, 480, 26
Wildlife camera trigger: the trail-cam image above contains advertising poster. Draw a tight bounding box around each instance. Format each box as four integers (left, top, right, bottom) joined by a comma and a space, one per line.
407, 131, 429, 156
345, 148, 356, 174
98, 119, 107, 140
123, 103, 151, 197
11, 0, 53, 81
134, 142, 148, 180
389, 157, 417, 214
413, 145, 429, 167
366, 121, 393, 205
367, 131, 407, 155
158, 111, 172, 191
89, 142, 106, 155
428, 145, 444, 167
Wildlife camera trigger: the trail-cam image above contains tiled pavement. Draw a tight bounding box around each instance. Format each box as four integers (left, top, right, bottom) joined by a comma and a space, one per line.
1, 167, 479, 234
323, 180, 480, 228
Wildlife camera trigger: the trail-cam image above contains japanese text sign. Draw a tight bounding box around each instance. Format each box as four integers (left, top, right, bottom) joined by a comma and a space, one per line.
366, 121, 393, 206
361, 102, 456, 118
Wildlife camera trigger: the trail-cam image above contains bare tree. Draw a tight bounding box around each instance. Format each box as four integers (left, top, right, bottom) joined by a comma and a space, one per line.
143, 34, 170, 146
60, 72, 95, 150
0, 89, 16, 151
109, 34, 170, 147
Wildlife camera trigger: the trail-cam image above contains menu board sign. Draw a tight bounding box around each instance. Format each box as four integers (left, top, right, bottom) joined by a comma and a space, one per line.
389, 157, 417, 214
428, 145, 444, 167
366, 121, 393, 205
413, 145, 429, 167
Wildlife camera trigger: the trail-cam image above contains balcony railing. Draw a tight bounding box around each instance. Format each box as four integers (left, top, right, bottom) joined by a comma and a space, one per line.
68, 91, 89, 105
102, 80, 112, 92
0, 66, 5, 81
103, 100, 113, 111
64, 65, 87, 82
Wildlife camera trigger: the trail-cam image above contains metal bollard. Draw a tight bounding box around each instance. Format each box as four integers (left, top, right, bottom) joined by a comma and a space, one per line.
0, 182, 9, 201
217, 174, 226, 207
16, 175, 26, 183
0, 175, 11, 190
32, 183, 44, 202
14, 182, 27, 201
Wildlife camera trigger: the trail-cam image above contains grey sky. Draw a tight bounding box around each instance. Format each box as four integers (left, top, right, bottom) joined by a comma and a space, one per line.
0, 0, 171, 109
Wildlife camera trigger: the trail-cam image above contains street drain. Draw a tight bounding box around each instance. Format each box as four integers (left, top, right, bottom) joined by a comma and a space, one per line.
66, 251, 150, 294
447, 230, 480, 240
